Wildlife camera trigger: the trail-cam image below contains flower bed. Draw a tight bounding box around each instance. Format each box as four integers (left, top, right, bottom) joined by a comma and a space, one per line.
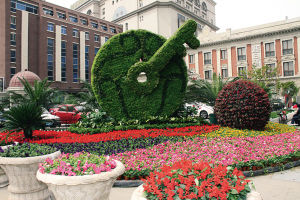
0, 125, 219, 144
142, 160, 251, 200
111, 132, 300, 178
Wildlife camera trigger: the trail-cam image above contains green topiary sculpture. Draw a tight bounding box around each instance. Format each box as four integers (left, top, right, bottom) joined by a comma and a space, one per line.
91, 20, 200, 120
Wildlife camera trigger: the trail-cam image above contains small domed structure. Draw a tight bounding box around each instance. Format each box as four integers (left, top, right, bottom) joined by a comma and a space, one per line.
9, 70, 41, 88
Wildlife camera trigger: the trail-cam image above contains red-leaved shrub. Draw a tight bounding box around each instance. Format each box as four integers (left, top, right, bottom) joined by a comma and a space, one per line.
215, 80, 271, 130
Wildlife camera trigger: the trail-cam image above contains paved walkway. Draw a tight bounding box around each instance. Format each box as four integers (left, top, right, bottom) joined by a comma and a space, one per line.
0, 166, 299, 200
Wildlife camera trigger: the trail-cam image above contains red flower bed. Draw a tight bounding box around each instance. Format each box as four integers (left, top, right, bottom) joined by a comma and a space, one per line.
143, 160, 251, 200
0, 125, 219, 144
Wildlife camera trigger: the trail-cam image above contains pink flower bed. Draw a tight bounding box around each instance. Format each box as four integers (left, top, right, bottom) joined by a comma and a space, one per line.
111, 132, 300, 171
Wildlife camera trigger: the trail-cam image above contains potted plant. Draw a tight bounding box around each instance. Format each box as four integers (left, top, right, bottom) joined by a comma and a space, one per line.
37, 152, 125, 200
0, 137, 17, 188
131, 160, 263, 200
0, 143, 60, 200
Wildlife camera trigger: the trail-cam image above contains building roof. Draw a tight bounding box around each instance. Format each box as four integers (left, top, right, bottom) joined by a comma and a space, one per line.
198, 17, 300, 47
9, 71, 41, 88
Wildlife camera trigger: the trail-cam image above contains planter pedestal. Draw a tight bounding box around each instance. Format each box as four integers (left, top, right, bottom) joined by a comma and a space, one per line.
37, 160, 125, 200
0, 151, 60, 200
131, 185, 263, 200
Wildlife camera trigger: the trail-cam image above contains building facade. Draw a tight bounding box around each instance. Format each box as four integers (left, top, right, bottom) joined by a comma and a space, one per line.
186, 17, 300, 85
71, 0, 218, 38
0, 0, 122, 93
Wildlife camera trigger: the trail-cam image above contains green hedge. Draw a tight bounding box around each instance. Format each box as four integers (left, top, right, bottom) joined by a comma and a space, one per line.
91, 20, 200, 120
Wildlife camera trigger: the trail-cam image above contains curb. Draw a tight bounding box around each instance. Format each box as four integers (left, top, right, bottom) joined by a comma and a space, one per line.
113, 160, 300, 188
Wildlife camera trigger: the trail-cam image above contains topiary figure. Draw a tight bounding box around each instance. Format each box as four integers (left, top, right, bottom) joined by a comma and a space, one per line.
91, 20, 200, 120
214, 80, 271, 130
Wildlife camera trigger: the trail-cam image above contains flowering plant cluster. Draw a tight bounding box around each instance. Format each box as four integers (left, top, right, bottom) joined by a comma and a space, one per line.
111, 132, 300, 178
39, 152, 116, 176
215, 80, 271, 130
143, 160, 251, 200
0, 125, 219, 144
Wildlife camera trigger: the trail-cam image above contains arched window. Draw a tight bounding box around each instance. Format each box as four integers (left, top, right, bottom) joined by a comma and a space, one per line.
87, 9, 92, 15
202, 2, 207, 12
194, 0, 200, 7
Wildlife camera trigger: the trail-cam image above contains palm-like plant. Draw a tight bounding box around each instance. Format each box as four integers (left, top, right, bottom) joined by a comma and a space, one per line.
280, 81, 299, 106
2, 103, 44, 139
185, 73, 236, 107
3, 78, 57, 110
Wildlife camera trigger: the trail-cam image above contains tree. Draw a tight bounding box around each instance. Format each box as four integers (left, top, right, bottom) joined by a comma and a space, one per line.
185, 73, 237, 107
280, 81, 299, 107
243, 65, 280, 99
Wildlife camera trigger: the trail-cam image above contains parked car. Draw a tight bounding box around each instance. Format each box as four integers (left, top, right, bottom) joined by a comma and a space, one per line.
185, 102, 214, 119
270, 99, 285, 111
49, 105, 82, 124
42, 109, 61, 127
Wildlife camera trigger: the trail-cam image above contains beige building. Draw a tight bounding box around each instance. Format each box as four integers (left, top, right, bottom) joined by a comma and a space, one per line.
71, 0, 218, 38
186, 17, 300, 89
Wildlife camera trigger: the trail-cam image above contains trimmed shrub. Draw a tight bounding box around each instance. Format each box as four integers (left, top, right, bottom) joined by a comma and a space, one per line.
215, 80, 271, 130
91, 20, 200, 120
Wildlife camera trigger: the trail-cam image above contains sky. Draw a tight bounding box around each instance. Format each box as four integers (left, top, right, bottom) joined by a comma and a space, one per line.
47, 0, 300, 32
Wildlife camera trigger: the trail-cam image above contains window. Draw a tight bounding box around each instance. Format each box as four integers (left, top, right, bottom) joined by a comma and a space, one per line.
61, 41, 66, 82
102, 8, 105, 15
47, 39, 54, 81
10, 16, 16, 29
47, 23, 54, 32
95, 47, 100, 56
139, 16, 143, 22
283, 61, 294, 77
222, 68, 228, 78
237, 47, 246, 61
282, 39, 293, 55
139, 0, 143, 7
265, 42, 275, 57
69, 15, 78, 23
10, 50, 16, 63
85, 46, 89, 81
112, 1, 114, 5
10, 67, 16, 78
266, 63, 276, 78
238, 67, 247, 76
189, 54, 194, 64
101, 25, 108, 31
43, 8, 53, 16
57, 12, 66, 19
204, 70, 212, 80
110, 27, 116, 33
86, 10, 92, 15
186, 3, 192, 10
221, 50, 227, 60
10, 32, 16, 46
85, 32, 89, 40
202, 2, 207, 12
61, 26, 67, 35
91, 22, 98, 29
194, 9, 200, 15
80, 18, 88, 25
94, 34, 100, 42
11, 0, 38, 14
58, 106, 67, 111
72, 29, 79, 37
105, 37, 109, 42
194, 0, 200, 7
204, 52, 211, 65
0, 77, 4, 93
73, 43, 79, 82
125, 23, 128, 31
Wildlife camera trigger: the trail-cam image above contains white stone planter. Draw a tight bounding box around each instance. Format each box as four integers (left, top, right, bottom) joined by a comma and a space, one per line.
0, 142, 18, 188
0, 151, 61, 200
131, 185, 263, 200
36, 160, 125, 200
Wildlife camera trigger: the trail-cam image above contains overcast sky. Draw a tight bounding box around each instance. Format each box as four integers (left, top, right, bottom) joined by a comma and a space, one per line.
47, 0, 300, 32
